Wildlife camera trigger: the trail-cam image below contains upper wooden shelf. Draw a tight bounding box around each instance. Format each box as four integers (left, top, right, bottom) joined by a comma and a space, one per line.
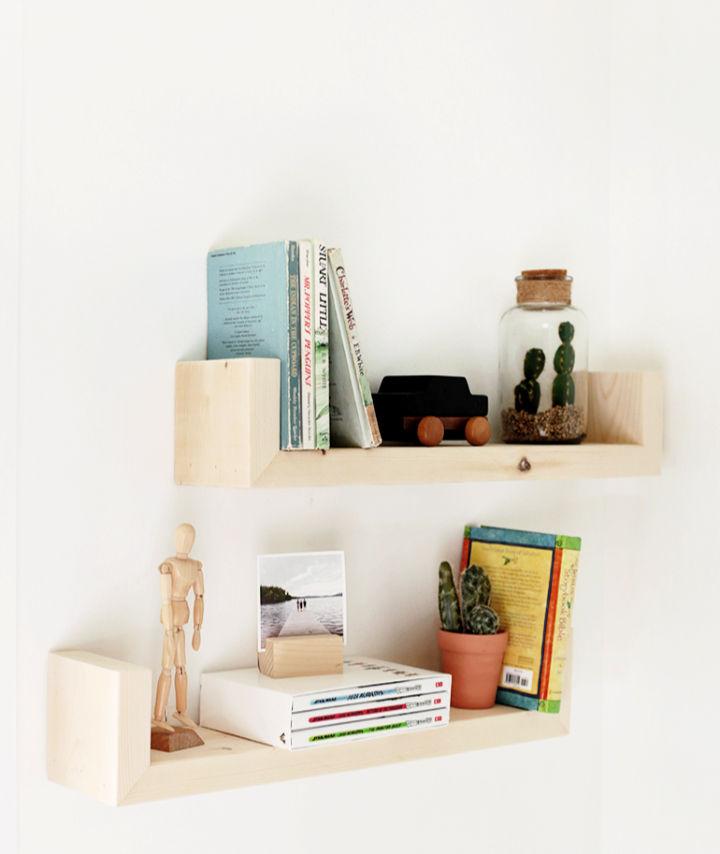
47, 650, 570, 805
174, 360, 662, 488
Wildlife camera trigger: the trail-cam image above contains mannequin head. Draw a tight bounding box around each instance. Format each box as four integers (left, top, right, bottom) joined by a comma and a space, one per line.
175, 523, 196, 556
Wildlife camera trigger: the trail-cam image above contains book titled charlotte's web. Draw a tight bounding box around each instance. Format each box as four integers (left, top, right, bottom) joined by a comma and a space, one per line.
327, 249, 381, 448
461, 525, 581, 713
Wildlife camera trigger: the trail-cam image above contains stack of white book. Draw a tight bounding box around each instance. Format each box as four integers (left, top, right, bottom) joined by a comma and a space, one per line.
200, 657, 451, 750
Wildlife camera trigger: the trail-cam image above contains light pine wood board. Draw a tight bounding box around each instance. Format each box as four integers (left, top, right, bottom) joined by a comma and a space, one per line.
125, 698, 569, 804
127, 637, 573, 804
47, 651, 151, 806
254, 440, 659, 487
174, 363, 662, 487
47, 646, 573, 805
175, 358, 280, 488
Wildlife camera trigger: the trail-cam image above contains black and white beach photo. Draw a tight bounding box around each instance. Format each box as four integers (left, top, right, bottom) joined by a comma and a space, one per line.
257, 551, 346, 651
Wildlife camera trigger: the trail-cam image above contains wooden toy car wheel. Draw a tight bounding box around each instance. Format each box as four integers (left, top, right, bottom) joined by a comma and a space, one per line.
417, 416, 445, 446
465, 416, 491, 446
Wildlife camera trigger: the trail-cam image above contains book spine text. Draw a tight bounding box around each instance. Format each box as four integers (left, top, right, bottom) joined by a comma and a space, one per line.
314, 241, 330, 450
328, 250, 381, 446
540, 546, 579, 712
299, 241, 315, 448
538, 544, 563, 704
287, 241, 301, 448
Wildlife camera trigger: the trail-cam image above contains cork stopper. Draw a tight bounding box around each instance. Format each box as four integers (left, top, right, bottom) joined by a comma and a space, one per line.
515, 269, 572, 305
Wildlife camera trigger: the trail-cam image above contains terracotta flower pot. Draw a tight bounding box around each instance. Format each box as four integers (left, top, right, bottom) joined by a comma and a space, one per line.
437, 629, 509, 709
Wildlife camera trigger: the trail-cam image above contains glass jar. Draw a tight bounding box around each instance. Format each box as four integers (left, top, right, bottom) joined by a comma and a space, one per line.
499, 269, 588, 443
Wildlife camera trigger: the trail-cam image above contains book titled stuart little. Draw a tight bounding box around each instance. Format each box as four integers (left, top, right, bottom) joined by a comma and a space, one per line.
461, 525, 581, 714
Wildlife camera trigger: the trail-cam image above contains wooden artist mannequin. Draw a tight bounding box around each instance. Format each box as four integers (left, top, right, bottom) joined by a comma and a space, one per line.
151, 523, 204, 733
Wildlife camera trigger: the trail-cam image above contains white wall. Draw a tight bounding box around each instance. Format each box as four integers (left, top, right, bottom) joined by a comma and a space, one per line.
2, 1, 21, 850
10, 1, 718, 852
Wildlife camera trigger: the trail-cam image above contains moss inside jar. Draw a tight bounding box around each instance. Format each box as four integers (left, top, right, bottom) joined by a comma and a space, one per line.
499, 269, 588, 444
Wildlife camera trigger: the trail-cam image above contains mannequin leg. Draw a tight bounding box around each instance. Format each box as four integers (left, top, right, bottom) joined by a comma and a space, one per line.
174, 627, 187, 713
172, 628, 199, 730
152, 632, 175, 732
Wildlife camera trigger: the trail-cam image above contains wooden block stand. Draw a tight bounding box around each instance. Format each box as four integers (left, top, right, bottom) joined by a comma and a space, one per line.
257, 635, 344, 678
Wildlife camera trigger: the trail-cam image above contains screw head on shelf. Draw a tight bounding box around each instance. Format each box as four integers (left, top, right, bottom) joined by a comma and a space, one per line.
517, 456, 532, 473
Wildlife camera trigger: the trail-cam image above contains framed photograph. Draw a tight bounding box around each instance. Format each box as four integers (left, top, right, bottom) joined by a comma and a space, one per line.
257, 551, 347, 651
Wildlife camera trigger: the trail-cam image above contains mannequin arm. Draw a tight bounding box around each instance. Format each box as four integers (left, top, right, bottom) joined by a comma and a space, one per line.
192, 565, 204, 651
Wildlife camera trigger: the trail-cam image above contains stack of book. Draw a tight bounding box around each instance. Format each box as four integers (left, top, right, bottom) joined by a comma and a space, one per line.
207, 241, 381, 450
200, 657, 451, 750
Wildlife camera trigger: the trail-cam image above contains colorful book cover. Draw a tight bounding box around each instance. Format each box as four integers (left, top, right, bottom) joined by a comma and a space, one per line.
327, 248, 382, 448
299, 240, 315, 449
460, 525, 581, 713
287, 241, 301, 448
207, 242, 292, 448
313, 241, 330, 450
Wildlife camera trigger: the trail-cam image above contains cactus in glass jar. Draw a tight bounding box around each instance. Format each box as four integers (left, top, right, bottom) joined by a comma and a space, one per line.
552, 321, 576, 406
438, 561, 462, 632
514, 347, 545, 414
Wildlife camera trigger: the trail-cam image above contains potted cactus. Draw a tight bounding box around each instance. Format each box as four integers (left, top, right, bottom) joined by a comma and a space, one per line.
437, 562, 508, 709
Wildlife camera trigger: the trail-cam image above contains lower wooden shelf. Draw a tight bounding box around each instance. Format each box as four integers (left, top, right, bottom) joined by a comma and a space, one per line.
131, 701, 569, 805
47, 650, 570, 806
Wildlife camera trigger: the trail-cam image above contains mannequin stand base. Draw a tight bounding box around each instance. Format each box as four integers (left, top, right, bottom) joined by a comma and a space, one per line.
151, 726, 204, 752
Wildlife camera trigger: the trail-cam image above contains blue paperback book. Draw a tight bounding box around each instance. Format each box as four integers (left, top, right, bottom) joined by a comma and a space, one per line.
207, 242, 297, 448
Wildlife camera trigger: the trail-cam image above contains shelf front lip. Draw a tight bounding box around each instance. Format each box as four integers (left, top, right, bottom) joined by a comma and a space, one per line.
123, 704, 569, 805
174, 367, 663, 488
175, 442, 660, 489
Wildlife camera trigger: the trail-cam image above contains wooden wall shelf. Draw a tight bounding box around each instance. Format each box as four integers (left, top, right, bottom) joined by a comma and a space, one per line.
47, 650, 570, 805
174, 360, 663, 488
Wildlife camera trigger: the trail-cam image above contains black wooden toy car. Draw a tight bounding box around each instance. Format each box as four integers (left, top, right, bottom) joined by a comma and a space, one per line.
372, 376, 490, 446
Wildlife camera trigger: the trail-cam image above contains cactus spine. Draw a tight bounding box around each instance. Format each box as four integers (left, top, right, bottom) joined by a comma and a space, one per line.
438, 562, 499, 635
438, 561, 462, 632
514, 347, 546, 414
552, 321, 576, 406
